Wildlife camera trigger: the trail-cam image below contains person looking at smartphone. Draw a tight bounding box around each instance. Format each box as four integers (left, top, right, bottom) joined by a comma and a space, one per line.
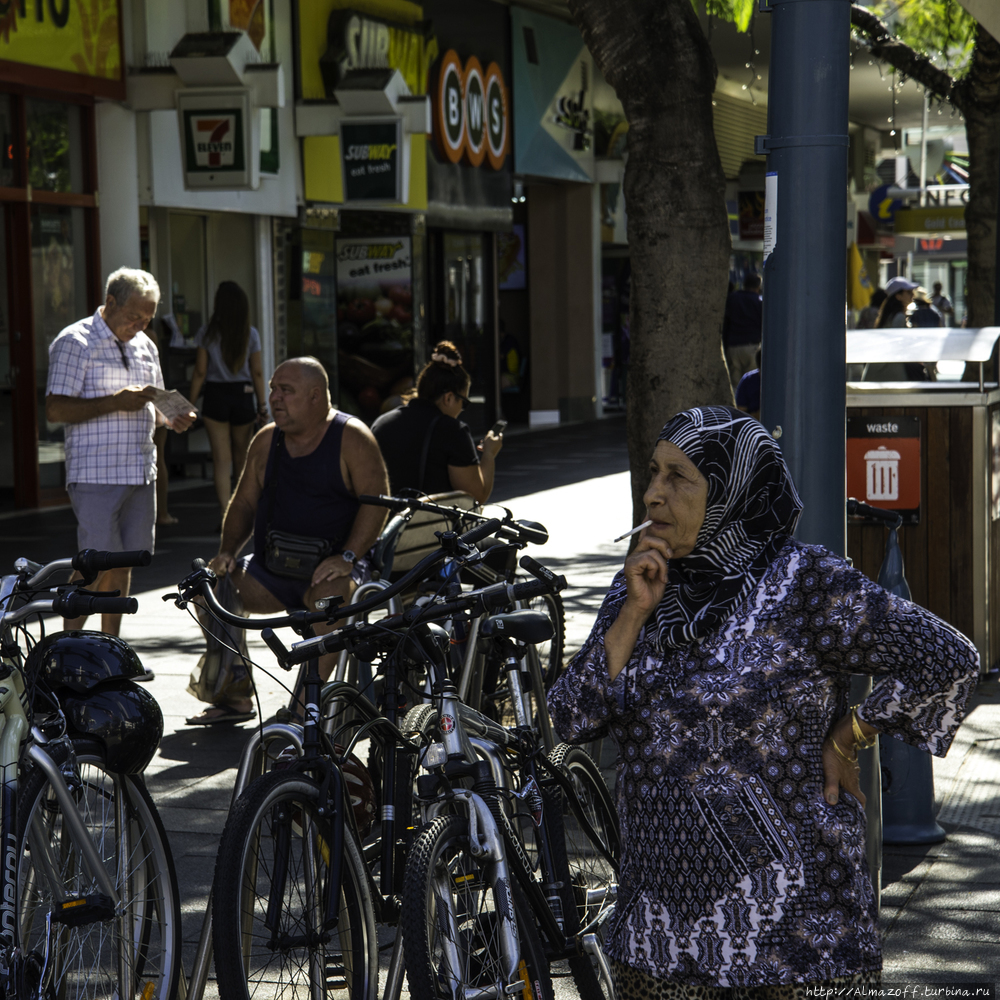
372, 340, 503, 503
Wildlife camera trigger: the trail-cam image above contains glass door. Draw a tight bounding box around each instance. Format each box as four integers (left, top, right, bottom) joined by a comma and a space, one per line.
442, 232, 495, 431
32, 204, 89, 491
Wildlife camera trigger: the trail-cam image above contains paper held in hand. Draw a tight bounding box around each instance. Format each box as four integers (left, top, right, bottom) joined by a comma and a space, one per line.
146, 387, 196, 422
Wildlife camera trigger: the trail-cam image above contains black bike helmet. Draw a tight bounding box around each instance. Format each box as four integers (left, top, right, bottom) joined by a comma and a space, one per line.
26, 630, 147, 692
60, 681, 163, 774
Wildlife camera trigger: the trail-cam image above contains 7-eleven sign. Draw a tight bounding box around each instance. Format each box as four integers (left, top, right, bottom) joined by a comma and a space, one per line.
191, 114, 236, 168
178, 91, 256, 190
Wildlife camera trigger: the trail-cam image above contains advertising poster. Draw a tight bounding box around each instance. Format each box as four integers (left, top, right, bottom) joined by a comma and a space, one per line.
738, 191, 765, 241
336, 237, 414, 422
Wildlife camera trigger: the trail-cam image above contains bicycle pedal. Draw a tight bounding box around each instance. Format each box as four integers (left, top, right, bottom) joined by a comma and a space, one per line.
50, 893, 115, 927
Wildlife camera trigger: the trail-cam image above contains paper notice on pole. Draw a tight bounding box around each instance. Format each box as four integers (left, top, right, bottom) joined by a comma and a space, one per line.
764, 171, 777, 259
146, 387, 196, 422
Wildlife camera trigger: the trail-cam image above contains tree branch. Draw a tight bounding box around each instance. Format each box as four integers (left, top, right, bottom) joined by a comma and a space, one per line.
850, 3, 964, 114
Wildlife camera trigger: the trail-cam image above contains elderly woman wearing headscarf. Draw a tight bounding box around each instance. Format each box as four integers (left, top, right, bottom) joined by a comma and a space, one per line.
548, 406, 978, 999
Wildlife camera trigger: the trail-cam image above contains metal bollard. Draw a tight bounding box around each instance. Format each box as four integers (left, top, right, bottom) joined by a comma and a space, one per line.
877, 526, 945, 845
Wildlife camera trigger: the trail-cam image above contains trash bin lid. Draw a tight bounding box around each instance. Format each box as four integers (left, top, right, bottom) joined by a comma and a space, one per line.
846, 326, 1000, 364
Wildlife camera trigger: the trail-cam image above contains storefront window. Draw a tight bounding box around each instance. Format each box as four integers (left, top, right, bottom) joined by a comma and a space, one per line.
32, 204, 88, 488
169, 213, 207, 342
26, 100, 84, 194
283, 227, 338, 395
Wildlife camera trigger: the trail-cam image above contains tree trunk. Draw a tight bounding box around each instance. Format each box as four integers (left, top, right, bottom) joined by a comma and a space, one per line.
961, 27, 1000, 327
568, 0, 734, 521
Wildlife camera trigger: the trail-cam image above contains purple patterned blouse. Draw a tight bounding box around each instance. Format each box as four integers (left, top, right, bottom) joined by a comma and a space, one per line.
547, 540, 978, 987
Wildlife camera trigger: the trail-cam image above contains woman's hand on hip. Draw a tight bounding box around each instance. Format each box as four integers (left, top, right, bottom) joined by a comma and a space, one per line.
622, 532, 671, 618
822, 713, 865, 806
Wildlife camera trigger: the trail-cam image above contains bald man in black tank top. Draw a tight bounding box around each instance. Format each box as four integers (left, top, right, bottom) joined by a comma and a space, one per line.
188, 357, 388, 724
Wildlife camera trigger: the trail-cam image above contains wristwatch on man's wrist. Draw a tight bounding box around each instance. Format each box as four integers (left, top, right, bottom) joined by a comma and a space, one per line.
342, 550, 357, 565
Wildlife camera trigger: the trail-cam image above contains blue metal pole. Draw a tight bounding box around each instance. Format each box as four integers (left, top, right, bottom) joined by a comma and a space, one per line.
757, 0, 886, 893
758, 0, 851, 556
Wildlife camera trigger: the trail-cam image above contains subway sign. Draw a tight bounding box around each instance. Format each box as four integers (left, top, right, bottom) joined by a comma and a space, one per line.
434, 49, 508, 171
340, 119, 403, 202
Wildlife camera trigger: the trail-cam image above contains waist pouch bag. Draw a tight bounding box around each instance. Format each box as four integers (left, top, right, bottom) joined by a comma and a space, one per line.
265, 530, 333, 580
263, 429, 339, 580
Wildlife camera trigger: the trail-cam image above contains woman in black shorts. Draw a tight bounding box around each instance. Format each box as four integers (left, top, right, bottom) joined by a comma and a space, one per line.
189, 281, 267, 521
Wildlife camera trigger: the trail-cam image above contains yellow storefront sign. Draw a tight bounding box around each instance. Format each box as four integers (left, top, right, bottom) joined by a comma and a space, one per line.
0, 0, 121, 82
894, 206, 966, 236
298, 0, 437, 99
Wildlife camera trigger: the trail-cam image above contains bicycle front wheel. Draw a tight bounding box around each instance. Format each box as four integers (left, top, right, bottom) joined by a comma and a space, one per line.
17, 738, 181, 1000
401, 813, 552, 1000
212, 769, 378, 1000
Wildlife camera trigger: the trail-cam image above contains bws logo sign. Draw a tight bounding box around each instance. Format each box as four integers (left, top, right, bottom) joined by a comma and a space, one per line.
435, 49, 508, 171
183, 110, 245, 173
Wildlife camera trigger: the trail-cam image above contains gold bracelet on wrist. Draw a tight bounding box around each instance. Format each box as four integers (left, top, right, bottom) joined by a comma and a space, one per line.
850, 704, 877, 750
830, 737, 858, 764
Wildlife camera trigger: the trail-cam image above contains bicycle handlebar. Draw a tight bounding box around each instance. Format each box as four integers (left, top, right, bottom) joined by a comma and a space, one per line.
20, 549, 152, 590
73, 549, 151, 575
277, 572, 567, 667
847, 498, 903, 527
53, 593, 138, 617
175, 517, 507, 633
359, 494, 548, 546
2, 591, 139, 625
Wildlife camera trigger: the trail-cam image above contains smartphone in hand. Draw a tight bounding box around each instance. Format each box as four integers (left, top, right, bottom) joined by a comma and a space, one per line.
491, 419, 508, 436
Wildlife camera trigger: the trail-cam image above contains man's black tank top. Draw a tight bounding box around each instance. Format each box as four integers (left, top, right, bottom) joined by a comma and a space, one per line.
253, 412, 359, 554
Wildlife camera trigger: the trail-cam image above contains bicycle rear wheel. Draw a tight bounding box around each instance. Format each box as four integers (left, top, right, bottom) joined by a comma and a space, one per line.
17, 738, 181, 1000
212, 769, 378, 1000
401, 813, 552, 1000
545, 744, 619, 1000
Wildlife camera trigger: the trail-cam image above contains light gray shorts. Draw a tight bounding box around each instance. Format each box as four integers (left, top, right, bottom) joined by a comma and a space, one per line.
67, 482, 156, 555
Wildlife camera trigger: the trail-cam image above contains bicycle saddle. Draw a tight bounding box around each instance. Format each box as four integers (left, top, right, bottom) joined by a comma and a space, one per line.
480, 610, 553, 644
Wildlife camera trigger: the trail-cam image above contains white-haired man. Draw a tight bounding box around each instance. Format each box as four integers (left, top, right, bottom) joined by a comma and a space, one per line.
46, 267, 196, 646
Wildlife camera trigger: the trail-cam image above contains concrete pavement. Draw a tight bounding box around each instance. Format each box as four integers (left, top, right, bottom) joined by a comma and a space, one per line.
3, 414, 999, 995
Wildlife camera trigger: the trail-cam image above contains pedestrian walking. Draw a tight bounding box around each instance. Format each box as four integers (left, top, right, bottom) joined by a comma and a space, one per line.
856, 287, 886, 329
188, 281, 268, 525
722, 274, 763, 388
910, 287, 942, 329
548, 406, 979, 997
372, 340, 503, 503
875, 275, 917, 329
931, 281, 954, 323
45, 267, 196, 643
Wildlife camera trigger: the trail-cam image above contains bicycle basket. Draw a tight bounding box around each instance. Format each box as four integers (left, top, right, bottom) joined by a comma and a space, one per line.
388, 491, 480, 575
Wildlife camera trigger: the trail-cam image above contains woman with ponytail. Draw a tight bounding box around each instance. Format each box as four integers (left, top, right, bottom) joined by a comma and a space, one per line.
372, 341, 503, 503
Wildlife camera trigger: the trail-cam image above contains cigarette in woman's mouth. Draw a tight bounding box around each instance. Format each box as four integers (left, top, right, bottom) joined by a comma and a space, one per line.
614, 519, 653, 543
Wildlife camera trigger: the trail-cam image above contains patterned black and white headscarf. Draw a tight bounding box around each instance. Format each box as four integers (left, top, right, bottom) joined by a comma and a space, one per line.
649, 406, 803, 650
